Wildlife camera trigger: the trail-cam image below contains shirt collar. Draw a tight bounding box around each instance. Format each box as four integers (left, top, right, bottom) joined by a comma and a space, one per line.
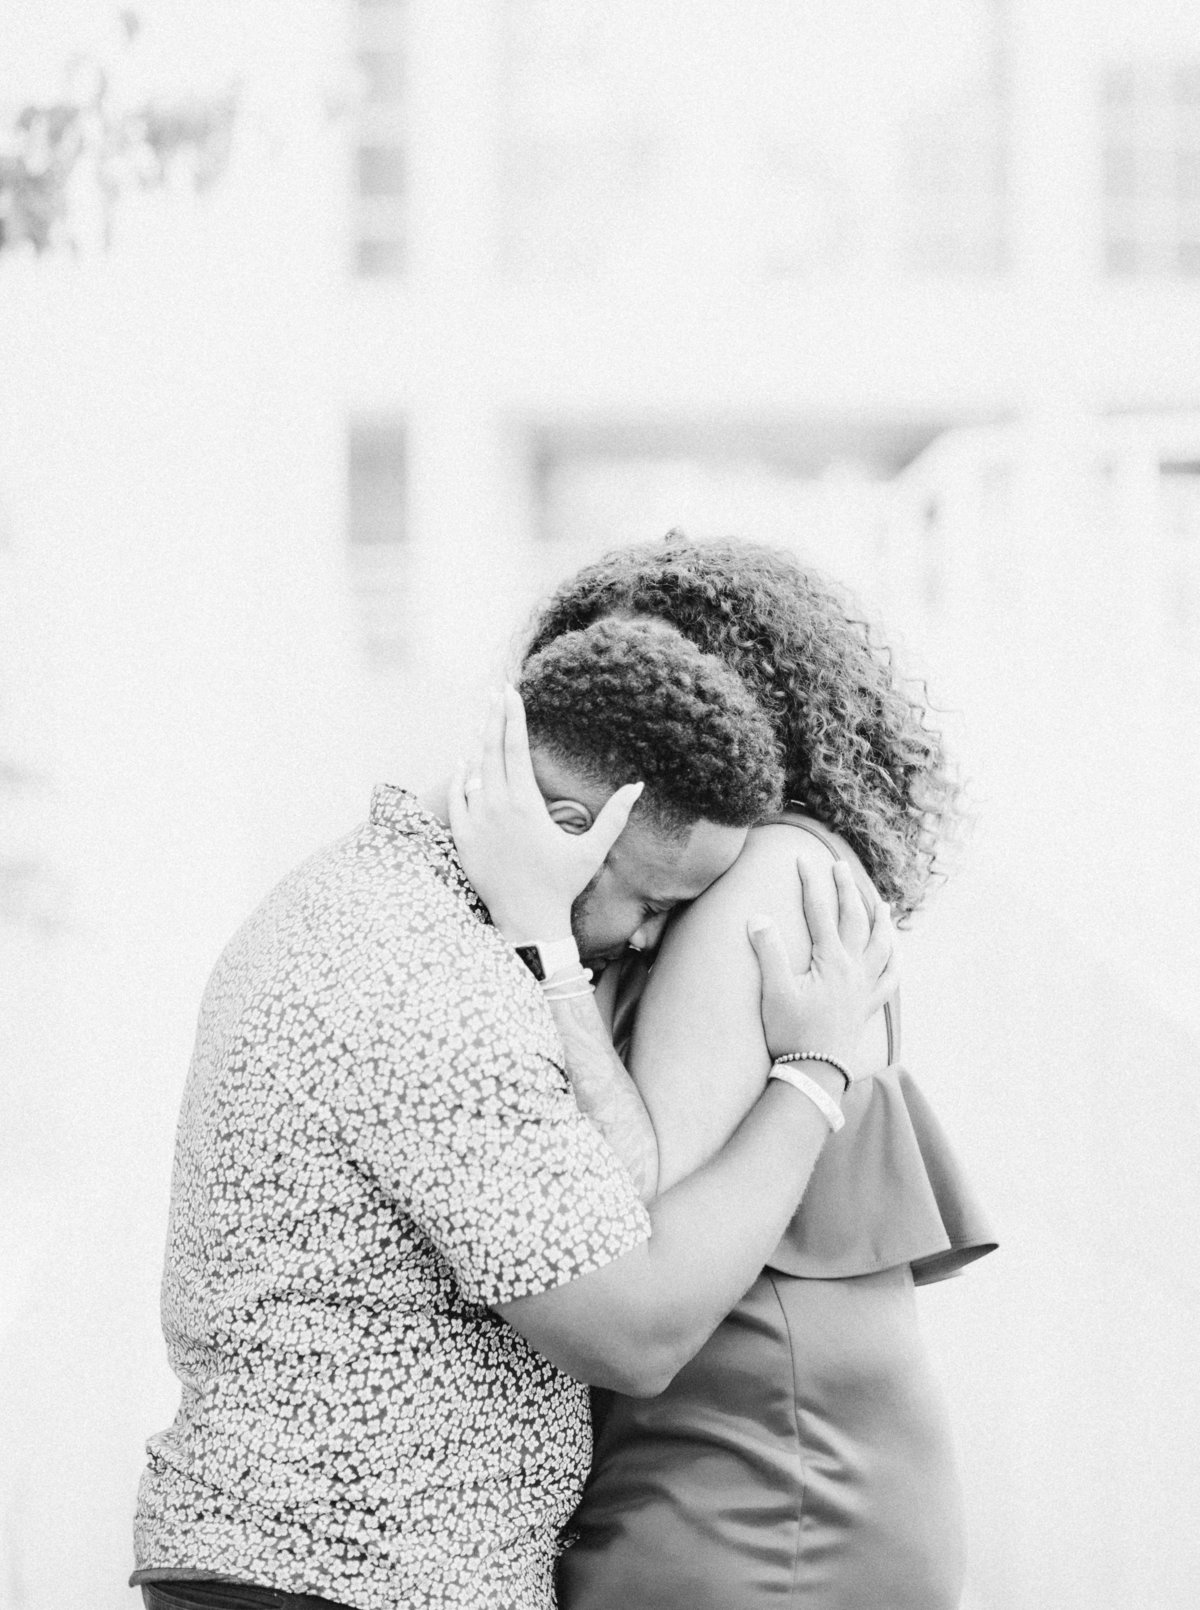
369, 784, 490, 921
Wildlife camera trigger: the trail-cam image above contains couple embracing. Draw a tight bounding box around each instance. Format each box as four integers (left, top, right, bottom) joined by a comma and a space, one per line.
131, 535, 994, 1610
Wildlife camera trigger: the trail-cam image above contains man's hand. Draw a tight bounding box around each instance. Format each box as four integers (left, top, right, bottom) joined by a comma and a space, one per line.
747, 860, 896, 1066
449, 684, 644, 943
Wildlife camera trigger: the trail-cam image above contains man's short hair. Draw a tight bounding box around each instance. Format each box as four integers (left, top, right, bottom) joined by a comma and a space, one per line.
518, 617, 784, 834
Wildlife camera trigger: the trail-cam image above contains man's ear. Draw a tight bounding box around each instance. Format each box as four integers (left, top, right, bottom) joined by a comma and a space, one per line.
546, 798, 594, 837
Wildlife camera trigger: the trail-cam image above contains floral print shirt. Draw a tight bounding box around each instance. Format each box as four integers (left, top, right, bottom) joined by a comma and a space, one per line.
132, 786, 652, 1610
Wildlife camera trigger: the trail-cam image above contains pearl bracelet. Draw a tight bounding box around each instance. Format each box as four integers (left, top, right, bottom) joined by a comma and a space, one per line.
768, 1063, 845, 1133
771, 1050, 852, 1092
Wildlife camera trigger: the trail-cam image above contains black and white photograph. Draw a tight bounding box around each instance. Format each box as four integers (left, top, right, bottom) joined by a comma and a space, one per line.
2, 3, 1198, 1608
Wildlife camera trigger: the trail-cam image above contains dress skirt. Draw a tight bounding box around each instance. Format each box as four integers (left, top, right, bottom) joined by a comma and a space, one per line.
558, 1265, 966, 1610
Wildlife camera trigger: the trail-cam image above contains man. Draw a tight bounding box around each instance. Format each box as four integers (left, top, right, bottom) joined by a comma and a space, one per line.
132, 618, 888, 1610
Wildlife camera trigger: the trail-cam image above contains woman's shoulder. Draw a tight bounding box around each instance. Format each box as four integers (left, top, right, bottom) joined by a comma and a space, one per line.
660, 819, 830, 963
754, 808, 855, 857
674, 815, 880, 962
720, 813, 873, 890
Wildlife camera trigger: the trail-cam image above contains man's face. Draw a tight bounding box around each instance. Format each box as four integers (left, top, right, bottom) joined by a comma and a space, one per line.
570, 813, 747, 966
528, 745, 747, 966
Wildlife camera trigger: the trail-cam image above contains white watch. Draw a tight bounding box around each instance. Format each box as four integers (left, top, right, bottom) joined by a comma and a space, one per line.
512, 937, 581, 981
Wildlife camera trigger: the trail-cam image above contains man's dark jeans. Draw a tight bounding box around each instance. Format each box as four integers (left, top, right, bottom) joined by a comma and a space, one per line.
140, 1583, 357, 1610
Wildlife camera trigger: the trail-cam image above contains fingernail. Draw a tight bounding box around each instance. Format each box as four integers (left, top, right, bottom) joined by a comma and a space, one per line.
747, 913, 769, 935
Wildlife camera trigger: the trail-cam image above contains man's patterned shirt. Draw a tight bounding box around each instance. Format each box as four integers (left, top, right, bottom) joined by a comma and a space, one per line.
132, 786, 652, 1610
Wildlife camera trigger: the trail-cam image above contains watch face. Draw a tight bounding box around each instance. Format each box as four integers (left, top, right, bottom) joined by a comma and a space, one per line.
515, 944, 545, 981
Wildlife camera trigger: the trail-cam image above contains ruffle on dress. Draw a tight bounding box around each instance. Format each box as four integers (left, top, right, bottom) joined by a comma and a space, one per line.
765, 1062, 997, 1285
604, 946, 996, 1287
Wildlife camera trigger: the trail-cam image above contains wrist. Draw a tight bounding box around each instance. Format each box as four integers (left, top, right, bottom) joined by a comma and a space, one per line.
767, 1032, 856, 1071
759, 1073, 839, 1121
771, 1050, 852, 1093
772, 1058, 845, 1099
512, 935, 581, 982
765, 1061, 845, 1133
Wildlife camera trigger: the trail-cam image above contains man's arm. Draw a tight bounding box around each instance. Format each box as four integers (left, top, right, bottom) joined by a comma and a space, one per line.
496, 1069, 838, 1395
542, 987, 659, 1201
499, 859, 895, 1395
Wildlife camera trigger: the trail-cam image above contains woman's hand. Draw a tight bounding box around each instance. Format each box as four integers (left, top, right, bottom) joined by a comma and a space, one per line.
448, 684, 644, 944
747, 860, 896, 1067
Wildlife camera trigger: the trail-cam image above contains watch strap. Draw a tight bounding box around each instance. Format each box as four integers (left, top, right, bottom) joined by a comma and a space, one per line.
514, 937, 581, 981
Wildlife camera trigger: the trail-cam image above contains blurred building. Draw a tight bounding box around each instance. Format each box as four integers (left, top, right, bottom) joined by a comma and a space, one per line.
336, 0, 1200, 1053
341, 0, 1200, 673
334, 2, 1200, 1074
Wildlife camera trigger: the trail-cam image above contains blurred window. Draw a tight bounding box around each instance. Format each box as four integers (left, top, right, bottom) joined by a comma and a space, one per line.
498, 1, 660, 277
528, 416, 947, 616
498, 0, 1010, 283
349, 417, 406, 546
358, 49, 405, 105
1160, 461, 1200, 652
898, 0, 1009, 276
352, 0, 408, 278
1161, 460, 1200, 540
356, 238, 406, 277
348, 416, 408, 670
357, 144, 405, 199
1102, 59, 1200, 277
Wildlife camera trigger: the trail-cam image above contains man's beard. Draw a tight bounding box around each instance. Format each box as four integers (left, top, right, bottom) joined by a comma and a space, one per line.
569, 871, 604, 965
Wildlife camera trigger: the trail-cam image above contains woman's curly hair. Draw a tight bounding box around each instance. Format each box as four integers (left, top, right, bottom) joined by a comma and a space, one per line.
523, 535, 961, 921
519, 616, 784, 833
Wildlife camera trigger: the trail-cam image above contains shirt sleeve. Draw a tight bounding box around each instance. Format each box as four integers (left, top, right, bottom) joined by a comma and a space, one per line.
332, 923, 652, 1308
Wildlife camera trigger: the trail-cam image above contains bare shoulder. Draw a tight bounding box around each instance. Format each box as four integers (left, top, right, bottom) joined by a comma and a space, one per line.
742, 820, 845, 871
633, 819, 888, 1184
667, 821, 854, 953
635, 826, 829, 1019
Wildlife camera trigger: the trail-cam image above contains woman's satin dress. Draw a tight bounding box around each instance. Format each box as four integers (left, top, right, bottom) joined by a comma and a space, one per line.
558, 819, 997, 1610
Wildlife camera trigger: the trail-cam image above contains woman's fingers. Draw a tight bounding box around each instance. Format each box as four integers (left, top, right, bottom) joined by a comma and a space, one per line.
868, 948, 901, 1014
479, 687, 507, 793
502, 684, 540, 797
447, 760, 470, 840
584, 781, 645, 862
796, 857, 839, 957
747, 915, 796, 1003
833, 861, 871, 952
863, 897, 894, 979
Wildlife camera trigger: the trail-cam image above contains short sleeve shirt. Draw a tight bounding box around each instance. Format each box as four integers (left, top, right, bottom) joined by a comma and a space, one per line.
132, 787, 652, 1610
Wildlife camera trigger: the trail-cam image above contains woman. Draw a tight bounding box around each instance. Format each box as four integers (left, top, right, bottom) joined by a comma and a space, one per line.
523, 535, 997, 1610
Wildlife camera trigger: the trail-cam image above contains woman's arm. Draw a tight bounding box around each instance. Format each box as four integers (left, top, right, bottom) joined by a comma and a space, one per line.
632, 823, 892, 1193
444, 688, 898, 1391
499, 859, 895, 1393
448, 689, 889, 1199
